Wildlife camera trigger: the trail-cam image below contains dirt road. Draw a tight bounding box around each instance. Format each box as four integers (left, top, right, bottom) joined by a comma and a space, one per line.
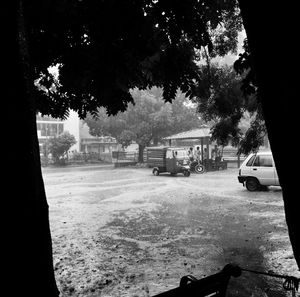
42, 165, 299, 297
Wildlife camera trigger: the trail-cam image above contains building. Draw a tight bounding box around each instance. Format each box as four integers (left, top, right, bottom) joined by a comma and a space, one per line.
79, 122, 119, 161
163, 125, 213, 161
36, 110, 119, 160
36, 110, 80, 154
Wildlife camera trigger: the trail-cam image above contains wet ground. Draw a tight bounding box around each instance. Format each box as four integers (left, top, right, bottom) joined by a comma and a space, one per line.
42, 165, 300, 297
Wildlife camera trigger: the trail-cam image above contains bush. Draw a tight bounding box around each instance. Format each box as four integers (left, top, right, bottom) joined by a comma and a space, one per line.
47, 132, 76, 164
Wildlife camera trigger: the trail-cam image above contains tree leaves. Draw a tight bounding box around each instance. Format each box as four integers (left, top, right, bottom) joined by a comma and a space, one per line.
47, 131, 76, 162
25, 0, 241, 118
193, 63, 267, 153
84, 87, 203, 148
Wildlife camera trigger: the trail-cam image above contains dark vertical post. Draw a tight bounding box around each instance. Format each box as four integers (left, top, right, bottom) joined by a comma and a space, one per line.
201, 138, 204, 162
206, 137, 210, 160
237, 143, 240, 168
205, 137, 210, 171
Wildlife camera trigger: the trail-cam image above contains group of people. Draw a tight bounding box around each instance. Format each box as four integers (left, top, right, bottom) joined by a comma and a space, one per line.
187, 146, 223, 163
187, 146, 207, 163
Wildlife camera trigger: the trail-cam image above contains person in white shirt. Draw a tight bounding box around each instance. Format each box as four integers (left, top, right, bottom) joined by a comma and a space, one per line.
194, 146, 201, 162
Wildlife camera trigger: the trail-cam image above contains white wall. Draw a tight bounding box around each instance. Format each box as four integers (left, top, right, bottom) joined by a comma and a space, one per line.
63, 110, 80, 152
124, 142, 139, 152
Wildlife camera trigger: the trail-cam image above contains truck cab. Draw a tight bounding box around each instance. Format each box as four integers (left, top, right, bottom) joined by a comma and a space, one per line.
147, 146, 190, 177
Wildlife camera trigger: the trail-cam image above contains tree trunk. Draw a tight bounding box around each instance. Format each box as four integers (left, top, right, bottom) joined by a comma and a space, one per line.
138, 145, 145, 163
238, 1, 300, 269
153, 137, 159, 146
3, 2, 59, 296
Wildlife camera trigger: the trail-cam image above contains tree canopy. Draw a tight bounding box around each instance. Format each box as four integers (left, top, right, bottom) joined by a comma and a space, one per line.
27, 0, 242, 119
85, 88, 203, 160
192, 62, 267, 154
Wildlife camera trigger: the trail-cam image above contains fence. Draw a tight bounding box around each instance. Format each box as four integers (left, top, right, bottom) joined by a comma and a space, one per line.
110, 148, 245, 168
40, 152, 112, 166
222, 148, 246, 168
112, 151, 139, 167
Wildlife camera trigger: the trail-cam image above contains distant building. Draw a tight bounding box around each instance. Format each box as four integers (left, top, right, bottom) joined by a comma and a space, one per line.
79, 121, 120, 157
124, 142, 139, 152
36, 110, 120, 160
36, 110, 80, 154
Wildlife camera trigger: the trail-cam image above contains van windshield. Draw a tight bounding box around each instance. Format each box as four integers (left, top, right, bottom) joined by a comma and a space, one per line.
174, 149, 188, 159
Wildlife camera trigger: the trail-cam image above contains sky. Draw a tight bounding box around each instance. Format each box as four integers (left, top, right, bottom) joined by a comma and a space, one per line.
213, 30, 247, 66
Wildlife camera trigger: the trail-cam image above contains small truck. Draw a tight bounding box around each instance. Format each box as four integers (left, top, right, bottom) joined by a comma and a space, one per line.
146, 146, 191, 177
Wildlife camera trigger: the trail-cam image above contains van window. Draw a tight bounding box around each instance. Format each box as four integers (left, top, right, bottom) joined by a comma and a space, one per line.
166, 150, 173, 158
175, 150, 188, 159
246, 155, 256, 166
253, 155, 273, 167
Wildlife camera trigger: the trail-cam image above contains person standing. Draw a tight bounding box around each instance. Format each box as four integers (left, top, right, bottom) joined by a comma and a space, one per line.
203, 148, 207, 160
188, 147, 194, 161
194, 146, 201, 162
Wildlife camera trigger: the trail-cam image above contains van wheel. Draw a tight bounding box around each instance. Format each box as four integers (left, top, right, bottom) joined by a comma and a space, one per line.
153, 168, 159, 176
246, 177, 260, 191
183, 170, 190, 177
195, 164, 205, 174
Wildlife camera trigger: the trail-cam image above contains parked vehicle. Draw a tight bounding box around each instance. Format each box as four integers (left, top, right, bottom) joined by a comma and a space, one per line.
238, 151, 280, 191
189, 159, 205, 174
147, 146, 191, 177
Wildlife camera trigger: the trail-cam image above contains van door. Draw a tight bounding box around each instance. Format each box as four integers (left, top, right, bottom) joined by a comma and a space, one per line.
251, 154, 276, 185
166, 149, 177, 173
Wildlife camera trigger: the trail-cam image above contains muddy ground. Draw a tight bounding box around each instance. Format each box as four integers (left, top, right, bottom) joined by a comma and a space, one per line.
42, 165, 300, 297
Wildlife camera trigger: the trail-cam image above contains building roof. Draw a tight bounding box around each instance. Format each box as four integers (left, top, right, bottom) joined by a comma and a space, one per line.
146, 146, 186, 150
164, 126, 211, 140
80, 122, 117, 144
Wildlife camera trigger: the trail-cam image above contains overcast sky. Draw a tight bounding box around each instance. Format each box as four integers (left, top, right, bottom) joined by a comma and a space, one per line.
213, 30, 247, 66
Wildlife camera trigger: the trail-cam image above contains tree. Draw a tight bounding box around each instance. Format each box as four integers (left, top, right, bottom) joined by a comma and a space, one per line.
3, 1, 252, 296
167, 90, 206, 136
47, 132, 76, 164
193, 62, 267, 154
85, 88, 203, 162
29, 0, 242, 119
236, 0, 300, 269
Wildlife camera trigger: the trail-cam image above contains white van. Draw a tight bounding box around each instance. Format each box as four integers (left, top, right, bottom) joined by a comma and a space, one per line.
238, 151, 280, 191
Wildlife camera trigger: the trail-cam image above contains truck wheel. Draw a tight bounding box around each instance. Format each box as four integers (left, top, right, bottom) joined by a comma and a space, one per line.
246, 177, 260, 191
183, 170, 190, 177
195, 164, 204, 174
153, 168, 159, 176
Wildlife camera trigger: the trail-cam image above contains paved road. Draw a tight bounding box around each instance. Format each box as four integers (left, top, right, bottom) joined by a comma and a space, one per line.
42, 166, 298, 297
